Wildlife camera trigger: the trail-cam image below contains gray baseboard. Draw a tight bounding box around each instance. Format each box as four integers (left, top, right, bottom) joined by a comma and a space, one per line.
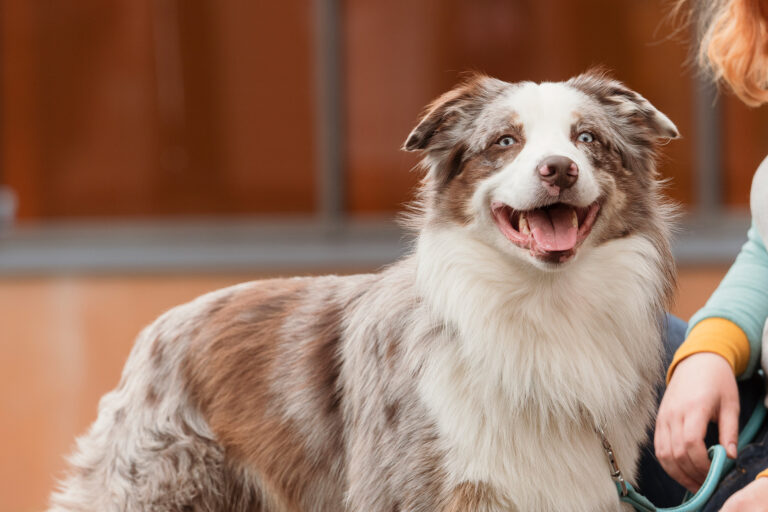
0, 212, 750, 275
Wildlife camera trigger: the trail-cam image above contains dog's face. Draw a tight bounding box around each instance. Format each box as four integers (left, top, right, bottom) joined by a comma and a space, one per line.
405, 71, 678, 269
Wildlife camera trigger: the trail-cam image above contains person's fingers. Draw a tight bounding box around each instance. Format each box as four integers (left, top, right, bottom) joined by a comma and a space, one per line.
681, 410, 711, 481
654, 417, 672, 471
719, 393, 740, 459
655, 420, 677, 477
656, 353, 741, 493
656, 416, 702, 492
670, 415, 705, 491
664, 462, 701, 493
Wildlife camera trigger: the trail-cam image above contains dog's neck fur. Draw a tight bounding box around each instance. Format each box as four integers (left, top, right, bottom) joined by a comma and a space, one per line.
411, 225, 667, 510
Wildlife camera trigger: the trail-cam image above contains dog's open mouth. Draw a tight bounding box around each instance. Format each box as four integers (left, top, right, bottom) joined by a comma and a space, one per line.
491, 201, 600, 263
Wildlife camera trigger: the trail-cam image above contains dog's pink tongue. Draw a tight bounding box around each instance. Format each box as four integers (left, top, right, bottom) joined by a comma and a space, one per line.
526, 204, 578, 251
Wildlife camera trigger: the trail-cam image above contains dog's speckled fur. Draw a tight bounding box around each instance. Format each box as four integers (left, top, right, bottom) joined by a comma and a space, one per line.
49, 71, 678, 512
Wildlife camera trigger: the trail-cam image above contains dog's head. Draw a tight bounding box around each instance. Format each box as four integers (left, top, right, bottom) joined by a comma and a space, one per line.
405, 70, 679, 269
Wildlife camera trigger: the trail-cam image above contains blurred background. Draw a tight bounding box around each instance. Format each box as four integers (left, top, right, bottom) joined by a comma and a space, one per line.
1, 0, 765, 510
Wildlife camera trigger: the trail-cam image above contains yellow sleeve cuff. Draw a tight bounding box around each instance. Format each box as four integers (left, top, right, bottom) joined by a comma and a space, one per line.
757, 468, 768, 480
666, 318, 750, 384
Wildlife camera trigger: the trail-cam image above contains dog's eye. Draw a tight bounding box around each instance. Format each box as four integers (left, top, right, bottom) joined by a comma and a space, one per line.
496, 135, 517, 147
577, 132, 595, 143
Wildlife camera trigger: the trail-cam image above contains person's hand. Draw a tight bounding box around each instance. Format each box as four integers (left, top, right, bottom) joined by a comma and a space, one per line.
654, 352, 740, 492
721, 478, 768, 511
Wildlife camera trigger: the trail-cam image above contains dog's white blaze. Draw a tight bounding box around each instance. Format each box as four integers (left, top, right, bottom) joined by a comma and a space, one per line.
415, 227, 665, 512
486, 83, 601, 212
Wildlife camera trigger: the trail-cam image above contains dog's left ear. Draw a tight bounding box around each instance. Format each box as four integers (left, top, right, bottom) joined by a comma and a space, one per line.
569, 71, 680, 141
403, 74, 503, 152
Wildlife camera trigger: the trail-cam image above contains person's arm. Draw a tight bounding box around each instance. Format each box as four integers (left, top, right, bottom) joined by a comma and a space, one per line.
656, 224, 768, 492
672, 224, 768, 380
666, 317, 749, 382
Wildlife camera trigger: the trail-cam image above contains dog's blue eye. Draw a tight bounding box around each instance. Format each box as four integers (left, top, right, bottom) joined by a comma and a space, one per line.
496, 135, 516, 147
577, 132, 595, 143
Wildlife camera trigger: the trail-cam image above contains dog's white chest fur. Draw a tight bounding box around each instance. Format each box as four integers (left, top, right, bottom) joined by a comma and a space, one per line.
413, 228, 665, 511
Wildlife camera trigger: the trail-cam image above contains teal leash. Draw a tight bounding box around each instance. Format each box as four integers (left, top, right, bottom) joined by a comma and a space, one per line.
602, 392, 767, 512
618, 445, 729, 512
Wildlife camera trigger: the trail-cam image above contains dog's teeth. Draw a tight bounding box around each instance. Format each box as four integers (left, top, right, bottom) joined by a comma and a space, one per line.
519, 214, 530, 235
571, 209, 578, 228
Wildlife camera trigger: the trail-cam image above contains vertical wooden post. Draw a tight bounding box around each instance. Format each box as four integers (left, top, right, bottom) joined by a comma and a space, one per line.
313, 0, 346, 228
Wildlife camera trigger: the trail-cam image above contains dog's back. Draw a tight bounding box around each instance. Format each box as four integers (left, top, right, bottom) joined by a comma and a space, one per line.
48, 275, 361, 511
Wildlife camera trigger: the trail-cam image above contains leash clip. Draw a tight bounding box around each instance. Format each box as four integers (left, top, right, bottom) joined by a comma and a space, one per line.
596, 425, 628, 496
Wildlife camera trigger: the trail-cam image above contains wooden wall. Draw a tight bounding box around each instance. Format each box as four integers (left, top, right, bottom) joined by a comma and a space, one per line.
4, 0, 763, 222
2, 0, 317, 218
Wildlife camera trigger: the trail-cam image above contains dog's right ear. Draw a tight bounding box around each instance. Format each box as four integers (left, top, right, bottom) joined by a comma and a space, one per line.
403, 74, 500, 152
402, 89, 464, 152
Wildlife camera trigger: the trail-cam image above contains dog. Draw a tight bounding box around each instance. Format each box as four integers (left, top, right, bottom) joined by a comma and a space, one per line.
49, 70, 678, 512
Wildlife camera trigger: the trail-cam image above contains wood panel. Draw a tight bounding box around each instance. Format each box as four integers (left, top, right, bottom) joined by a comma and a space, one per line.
1, 0, 316, 219
4, 0, 756, 219
209, 0, 317, 214
1, 1, 43, 218
4, 0, 764, 221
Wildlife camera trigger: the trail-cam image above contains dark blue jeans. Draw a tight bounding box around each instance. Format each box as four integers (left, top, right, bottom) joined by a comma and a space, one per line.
635, 315, 766, 509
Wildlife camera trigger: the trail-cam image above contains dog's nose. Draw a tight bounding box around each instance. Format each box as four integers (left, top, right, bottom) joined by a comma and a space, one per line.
538, 155, 578, 194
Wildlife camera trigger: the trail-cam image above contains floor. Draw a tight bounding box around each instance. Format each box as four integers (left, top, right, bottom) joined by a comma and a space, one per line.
0, 267, 730, 511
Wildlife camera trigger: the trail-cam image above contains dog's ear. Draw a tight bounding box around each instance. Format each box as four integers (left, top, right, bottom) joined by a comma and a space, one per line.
569, 70, 680, 141
403, 73, 502, 152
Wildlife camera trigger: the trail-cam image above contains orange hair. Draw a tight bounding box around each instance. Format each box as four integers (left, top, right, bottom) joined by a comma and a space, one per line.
678, 0, 768, 106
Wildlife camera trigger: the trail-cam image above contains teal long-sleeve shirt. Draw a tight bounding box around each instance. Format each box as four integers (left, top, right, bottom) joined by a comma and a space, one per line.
687, 224, 768, 378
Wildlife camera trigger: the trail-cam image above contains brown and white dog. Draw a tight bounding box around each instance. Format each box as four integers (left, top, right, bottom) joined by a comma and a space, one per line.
49, 71, 679, 512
